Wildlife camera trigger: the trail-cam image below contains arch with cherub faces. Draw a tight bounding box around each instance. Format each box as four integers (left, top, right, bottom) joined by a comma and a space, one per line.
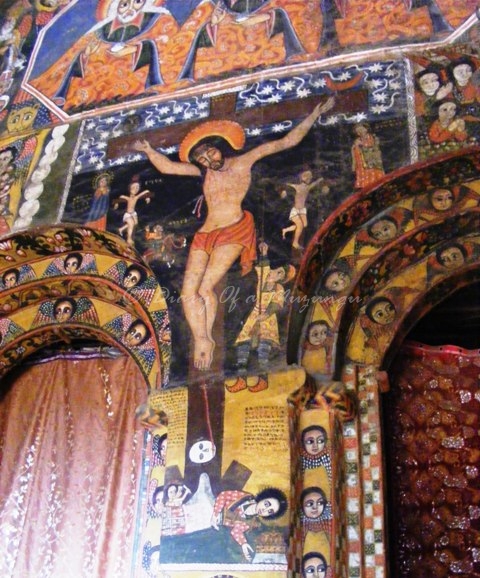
0, 224, 170, 388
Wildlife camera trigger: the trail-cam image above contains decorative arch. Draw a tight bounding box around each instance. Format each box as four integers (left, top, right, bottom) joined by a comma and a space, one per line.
0, 225, 170, 390
290, 146, 480, 376
286, 147, 480, 577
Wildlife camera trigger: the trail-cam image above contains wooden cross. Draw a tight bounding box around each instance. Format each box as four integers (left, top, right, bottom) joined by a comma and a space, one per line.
107, 89, 367, 159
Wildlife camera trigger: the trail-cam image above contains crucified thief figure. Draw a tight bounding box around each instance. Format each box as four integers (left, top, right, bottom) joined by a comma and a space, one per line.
134, 96, 335, 370
281, 169, 324, 249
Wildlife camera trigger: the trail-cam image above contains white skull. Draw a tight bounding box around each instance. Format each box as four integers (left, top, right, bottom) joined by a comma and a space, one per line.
188, 440, 216, 464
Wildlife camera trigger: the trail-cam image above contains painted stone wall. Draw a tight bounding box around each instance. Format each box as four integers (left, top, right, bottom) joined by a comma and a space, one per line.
0, 1, 480, 577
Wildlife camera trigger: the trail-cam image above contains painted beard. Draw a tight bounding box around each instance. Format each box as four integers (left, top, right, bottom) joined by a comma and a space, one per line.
209, 158, 225, 171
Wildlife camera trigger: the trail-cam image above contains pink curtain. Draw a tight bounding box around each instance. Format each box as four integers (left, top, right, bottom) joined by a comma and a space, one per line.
0, 354, 147, 578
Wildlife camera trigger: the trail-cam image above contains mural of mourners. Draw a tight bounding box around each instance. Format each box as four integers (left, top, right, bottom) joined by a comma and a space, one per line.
113, 174, 152, 247
134, 96, 335, 370
210, 487, 288, 561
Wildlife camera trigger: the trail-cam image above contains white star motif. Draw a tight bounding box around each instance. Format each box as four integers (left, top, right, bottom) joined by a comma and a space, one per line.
272, 123, 287, 133
259, 85, 274, 95
280, 81, 295, 92
324, 115, 340, 125
373, 92, 388, 103
336, 71, 352, 81
268, 94, 282, 103
297, 88, 311, 98
371, 104, 388, 114
352, 112, 368, 122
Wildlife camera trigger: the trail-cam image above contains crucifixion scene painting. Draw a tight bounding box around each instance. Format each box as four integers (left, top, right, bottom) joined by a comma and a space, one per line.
1, 1, 480, 578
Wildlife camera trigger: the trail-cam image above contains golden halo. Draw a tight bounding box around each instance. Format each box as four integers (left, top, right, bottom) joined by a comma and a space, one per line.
179, 120, 246, 163
92, 171, 114, 188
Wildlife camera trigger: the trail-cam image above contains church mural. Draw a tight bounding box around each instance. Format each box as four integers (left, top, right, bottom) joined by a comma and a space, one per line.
409, 49, 480, 159
57, 58, 412, 383
299, 154, 480, 376
0, 226, 171, 385
0, 2, 480, 577
1, 0, 470, 119
138, 368, 345, 577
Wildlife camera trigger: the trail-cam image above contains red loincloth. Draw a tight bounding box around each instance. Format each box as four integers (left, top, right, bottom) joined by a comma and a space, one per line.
190, 210, 257, 276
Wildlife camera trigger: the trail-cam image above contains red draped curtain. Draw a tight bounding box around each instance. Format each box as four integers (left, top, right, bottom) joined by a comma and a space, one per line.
0, 353, 147, 577
386, 341, 480, 578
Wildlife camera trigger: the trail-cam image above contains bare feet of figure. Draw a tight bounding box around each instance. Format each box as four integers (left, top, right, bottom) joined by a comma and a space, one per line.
193, 337, 215, 370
